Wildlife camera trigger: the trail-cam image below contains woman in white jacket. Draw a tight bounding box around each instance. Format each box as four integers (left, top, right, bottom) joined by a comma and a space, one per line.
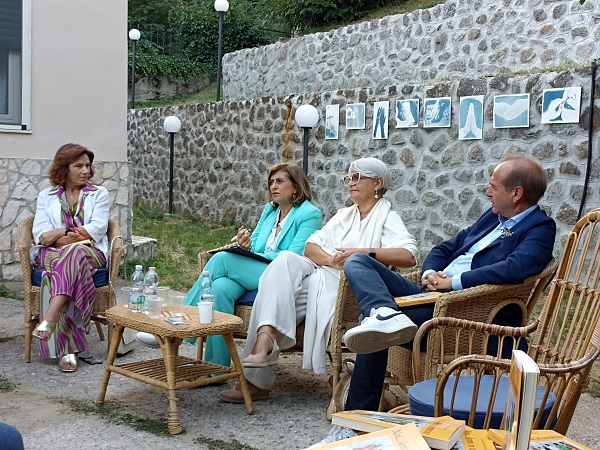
30, 143, 110, 372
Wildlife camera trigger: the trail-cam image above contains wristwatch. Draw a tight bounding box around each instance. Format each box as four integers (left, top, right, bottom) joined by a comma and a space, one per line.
369, 248, 376, 259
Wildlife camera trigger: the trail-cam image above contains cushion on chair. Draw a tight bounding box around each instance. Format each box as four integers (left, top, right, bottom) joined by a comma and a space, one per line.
235, 289, 258, 306
32, 268, 109, 288
408, 375, 556, 429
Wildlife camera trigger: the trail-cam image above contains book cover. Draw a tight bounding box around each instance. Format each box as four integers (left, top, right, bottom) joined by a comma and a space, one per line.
502, 350, 540, 450
455, 427, 496, 450
394, 291, 442, 307
208, 246, 271, 264
309, 423, 430, 449
332, 410, 464, 450
488, 429, 592, 450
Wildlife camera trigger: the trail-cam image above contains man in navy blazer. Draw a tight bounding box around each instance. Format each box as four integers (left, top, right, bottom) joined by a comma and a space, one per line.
311, 155, 556, 446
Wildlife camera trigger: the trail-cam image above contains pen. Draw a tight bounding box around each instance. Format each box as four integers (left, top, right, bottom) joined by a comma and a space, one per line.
230, 228, 251, 242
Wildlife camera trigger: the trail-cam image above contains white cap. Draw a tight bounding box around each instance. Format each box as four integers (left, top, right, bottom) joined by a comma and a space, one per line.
135, 264, 143, 271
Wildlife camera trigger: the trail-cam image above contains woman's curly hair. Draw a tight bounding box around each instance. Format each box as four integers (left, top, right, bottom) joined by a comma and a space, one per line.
48, 143, 95, 186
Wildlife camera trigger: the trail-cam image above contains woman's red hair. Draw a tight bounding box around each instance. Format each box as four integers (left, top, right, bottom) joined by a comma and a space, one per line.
47, 143, 95, 186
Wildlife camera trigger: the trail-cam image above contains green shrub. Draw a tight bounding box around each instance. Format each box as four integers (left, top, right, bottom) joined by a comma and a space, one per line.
258, 0, 389, 31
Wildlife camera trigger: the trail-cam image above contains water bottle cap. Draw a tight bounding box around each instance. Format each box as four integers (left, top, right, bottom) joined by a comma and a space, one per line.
135, 264, 143, 271
202, 270, 209, 277
150, 267, 156, 271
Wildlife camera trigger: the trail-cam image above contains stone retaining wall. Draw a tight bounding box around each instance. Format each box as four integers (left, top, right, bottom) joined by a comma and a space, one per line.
127, 68, 600, 261
222, 0, 599, 101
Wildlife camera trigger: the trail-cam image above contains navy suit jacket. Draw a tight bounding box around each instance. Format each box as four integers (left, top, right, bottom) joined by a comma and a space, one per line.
423, 206, 556, 289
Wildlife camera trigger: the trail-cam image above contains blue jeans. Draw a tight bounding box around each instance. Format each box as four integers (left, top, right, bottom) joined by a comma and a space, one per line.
0, 423, 24, 450
343, 253, 431, 411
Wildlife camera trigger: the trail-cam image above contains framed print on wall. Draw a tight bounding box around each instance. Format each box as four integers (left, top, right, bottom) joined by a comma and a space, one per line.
346, 103, 365, 129
395, 99, 419, 128
372, 101, 389, 139
325, 104, 340, 139
541, 86, 582, 124
423, 97, 451, 128
458, 95, 484, 140
493, 94, 530, 128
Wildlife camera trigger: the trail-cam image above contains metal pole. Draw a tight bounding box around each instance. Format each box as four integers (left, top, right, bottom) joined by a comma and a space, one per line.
168, 132, 175, 214
302, 127, 309, 175
216, 11, 224, 102
130, 40, 136, 110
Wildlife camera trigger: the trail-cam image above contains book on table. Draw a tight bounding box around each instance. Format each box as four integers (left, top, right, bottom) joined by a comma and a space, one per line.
308, 422, 430, 450
332, 410, 465, 450
502, 349, 540, 450
488, 429, 592, 450
208, 245, 271, 264
456, 427, 497, 450
395, 291, 442, 307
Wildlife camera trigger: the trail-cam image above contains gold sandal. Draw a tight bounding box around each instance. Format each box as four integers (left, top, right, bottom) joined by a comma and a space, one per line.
59, 354, 78, 373
242, 331, 276, 368
32, 320, 57, 342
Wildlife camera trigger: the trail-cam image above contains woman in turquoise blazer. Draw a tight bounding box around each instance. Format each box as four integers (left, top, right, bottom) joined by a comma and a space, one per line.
188, 163, 322, 368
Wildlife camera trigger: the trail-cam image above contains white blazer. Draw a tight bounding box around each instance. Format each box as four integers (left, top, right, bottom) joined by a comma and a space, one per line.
31, 185, 110, 261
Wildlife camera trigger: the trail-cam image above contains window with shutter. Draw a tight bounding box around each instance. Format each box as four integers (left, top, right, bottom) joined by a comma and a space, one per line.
0, 0, 29, 130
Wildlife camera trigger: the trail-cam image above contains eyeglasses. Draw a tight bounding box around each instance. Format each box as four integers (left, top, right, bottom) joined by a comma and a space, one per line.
343, 173, 372, 186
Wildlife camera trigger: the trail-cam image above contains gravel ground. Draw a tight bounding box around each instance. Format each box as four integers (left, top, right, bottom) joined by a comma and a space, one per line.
1, 294, 598, 450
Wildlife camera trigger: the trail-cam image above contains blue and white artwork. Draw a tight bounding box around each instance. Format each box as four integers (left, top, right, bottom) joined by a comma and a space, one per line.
346, 103, 365, 130
459, 95, 484, 140
493, 94, 530, 128
541, 87, 582, 124
372, 101, 389, 140
325, 104, 339, 139
395, 99, 419, 128
423, 97, 451, 128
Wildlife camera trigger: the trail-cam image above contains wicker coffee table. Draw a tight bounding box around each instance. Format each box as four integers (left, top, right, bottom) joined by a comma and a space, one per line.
95, 304, 254, 434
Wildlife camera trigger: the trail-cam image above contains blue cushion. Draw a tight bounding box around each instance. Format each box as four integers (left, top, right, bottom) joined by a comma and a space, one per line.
236, 289, 257, 306
32, 268, 109, 288
408, 375, 556, 429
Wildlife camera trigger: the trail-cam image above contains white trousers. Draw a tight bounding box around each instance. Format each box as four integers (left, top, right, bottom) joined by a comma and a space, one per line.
243, 251, 317, 390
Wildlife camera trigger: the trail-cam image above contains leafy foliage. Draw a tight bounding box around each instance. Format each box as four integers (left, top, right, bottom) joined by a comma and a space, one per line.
257, 0, 389, 31
128, 0, 271, 81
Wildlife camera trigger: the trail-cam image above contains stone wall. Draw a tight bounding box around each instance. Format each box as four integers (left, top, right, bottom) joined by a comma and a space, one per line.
222, 0, 599, 101
127, 68, 600, 260
0, 159, 133, 280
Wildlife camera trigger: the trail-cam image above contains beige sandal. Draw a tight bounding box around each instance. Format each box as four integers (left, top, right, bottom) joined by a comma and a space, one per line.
242, 331, 276, 368
59, 354, 78, 373
32, 320, 57, 342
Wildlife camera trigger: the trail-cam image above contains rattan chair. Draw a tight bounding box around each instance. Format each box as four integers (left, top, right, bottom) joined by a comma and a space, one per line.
383, 260, 556, 394
403, 208, 600, 434
18, 215, 124, 362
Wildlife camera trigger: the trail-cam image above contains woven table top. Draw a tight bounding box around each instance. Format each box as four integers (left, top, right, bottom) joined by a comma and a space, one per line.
106, 305, 243, 338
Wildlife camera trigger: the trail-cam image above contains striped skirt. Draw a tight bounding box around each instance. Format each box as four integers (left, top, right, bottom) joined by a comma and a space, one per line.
35, 243, 106, 359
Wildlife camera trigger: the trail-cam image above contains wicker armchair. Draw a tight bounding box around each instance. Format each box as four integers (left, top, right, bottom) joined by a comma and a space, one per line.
18, 215, 124, 362
403, 208, 600, 434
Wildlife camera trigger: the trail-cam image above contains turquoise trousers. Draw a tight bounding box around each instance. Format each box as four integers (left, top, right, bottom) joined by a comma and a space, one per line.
185, 251, 268, 367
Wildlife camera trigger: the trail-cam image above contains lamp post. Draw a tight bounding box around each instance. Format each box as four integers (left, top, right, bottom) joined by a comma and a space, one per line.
163, 116, 182, 214
128, 29, 141, 110
214, 0, 229, 102
295, 104, 319, 175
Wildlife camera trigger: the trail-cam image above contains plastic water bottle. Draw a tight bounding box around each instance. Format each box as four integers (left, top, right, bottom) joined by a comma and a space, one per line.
143, 266, 160, 296
128, 265, 145, 312
199, 270, 214, 303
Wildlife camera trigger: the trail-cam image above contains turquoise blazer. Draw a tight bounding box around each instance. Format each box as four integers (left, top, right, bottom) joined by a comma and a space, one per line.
251, 200, 323, 261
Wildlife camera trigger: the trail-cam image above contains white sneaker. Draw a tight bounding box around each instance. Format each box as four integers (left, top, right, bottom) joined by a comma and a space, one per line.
135, 331, 160, 348
309, 426, 357, 447
343, 306, 417, 354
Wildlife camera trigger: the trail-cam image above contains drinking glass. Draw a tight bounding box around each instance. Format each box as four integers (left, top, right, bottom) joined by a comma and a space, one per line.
170, 294, 187, 318
145, 295, 164, 319
119, 287, 131, 306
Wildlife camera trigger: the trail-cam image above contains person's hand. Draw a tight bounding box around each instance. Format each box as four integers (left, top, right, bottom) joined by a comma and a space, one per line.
236, 226, 252, 250
328, 248, 357, 269
422, 271, 452, 292
39, 229, 63, 247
